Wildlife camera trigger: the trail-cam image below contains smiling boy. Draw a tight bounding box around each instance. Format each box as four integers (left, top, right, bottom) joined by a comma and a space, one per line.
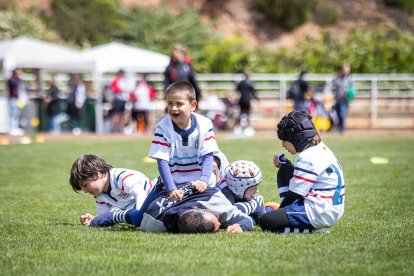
149, 81, 220, 201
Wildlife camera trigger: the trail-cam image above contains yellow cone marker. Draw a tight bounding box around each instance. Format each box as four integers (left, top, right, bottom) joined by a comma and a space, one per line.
36, 135, 45, 143
19, 136, 32, 145
143, 156, 156, 163
370, 157, 389, 164
0, 138, 10, 145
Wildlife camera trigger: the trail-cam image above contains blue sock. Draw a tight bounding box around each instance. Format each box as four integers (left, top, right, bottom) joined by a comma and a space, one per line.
126, 188, 159, 226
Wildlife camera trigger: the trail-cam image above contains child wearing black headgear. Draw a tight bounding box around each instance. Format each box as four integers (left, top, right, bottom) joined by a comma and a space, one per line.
259, 111, 345, 234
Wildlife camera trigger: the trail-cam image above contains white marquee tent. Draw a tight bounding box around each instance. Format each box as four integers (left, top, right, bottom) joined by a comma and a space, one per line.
81, 42, 170, 133
0, 36, 95, 133
0, 36, 95, 76
81, 42, 170, 74
1, 38, 170, 133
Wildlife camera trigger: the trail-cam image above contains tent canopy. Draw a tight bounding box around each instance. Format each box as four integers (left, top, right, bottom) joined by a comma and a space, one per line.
81, 42, 170, 73
0, 36, 95, 73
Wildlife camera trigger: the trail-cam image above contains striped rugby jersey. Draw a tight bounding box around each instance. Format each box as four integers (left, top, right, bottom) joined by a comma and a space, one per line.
289, 141, 345, 228
94, 168, 154, 215
148, 112, 220, 186
140, 185, 255, 232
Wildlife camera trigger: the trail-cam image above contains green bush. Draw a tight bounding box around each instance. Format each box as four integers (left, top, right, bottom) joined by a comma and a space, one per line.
287, 25, 414, 73
313, 0, 338, 26
0, 9, 60, 41
115, 6, 212, 58
197, 36, 252, 73
382, 0, 414, 12
254, 0, 316, 30
49, 0, 122, 45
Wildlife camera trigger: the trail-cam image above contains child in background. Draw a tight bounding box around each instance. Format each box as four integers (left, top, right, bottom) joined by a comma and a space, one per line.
129, 73, 157, 133
69, 154, 156, 227
149, 80, 220, 201
259, 111, 345, 233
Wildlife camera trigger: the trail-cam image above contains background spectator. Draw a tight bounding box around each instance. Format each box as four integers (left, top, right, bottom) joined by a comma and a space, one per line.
234, 70, 259, 136
222, 90, 239, 130
129, 74, 157, 134
288, 70, 311, 113
7, 68, 28, 135
197, 89, 226, 129
110, 69, 128, 133
324, 64, 354, 133
164, 44, 201, 102
66, 74, 86, 135
44, 75, 61, 134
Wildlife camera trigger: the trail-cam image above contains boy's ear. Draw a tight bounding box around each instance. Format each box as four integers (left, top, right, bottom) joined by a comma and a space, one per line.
96, 171, 102, 179
190, 100, 197, 111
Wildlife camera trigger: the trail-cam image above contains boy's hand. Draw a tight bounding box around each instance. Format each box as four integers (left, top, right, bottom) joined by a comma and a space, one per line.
80, 213, 95, 226
273, 154, 288, 169
169, 189, 184, 201
273, 155, 283, 169
191, 180, 208, 193
226, 224, 244, 233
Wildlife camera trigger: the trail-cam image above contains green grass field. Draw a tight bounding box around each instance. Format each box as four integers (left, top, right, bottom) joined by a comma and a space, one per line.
1, 133, 413, 275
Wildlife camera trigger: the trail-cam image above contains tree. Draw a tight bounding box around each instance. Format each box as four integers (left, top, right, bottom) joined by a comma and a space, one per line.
50, 0, 122, 45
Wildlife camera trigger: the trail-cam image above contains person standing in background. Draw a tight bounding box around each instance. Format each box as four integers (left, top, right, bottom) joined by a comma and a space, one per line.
110, 69, 128, 133
7, 68, 27, 135
129, 74, 157, 134
288, 70, 311, 113
234, 70, 259, 136
44, 75, 61, 134
66, 74, 86, 135
324, 65, 354, 133
164, 44, 201, 103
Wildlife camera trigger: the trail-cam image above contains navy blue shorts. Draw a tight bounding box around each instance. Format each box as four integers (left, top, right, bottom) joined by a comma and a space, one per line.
111, 99, 126, 113
284, 199, 314, 229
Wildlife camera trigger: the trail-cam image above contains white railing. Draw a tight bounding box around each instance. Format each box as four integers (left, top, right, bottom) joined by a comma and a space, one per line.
147, 73, 414, 128
1, 73, 413, 132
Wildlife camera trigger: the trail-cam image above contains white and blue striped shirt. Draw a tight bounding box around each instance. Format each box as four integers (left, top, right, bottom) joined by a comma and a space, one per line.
148, 113, 220, 187
94, 168, 154, 215
290, 142, 345, 228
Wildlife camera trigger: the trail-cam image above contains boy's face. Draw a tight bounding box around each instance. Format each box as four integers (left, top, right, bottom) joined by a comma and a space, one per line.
243, 185, 258, 201
80, 172, 108, 197
282, 140, 297, 155
166, 92, 197, 129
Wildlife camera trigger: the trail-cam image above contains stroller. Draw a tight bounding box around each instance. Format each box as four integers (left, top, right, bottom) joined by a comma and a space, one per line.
308, 84, 338, 132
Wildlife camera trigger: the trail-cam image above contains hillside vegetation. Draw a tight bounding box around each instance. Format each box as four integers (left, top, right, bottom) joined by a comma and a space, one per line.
0, 0, 413, 73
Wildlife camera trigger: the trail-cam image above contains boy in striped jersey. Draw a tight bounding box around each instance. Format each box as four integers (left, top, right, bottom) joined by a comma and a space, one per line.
69, 154, 156, 227
149, 80, 220, 201
259, 111, 345, 233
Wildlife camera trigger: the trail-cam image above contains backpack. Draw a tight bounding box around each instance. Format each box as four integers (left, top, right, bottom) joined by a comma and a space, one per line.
287, 81, 301, 100
346, 84, 357, 103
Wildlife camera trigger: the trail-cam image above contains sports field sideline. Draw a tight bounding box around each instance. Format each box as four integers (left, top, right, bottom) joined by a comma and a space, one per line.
0, 130, 413, 275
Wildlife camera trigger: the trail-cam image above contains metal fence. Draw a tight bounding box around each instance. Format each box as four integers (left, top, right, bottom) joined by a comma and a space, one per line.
1, 73, 414, 132
148, 73, 414, 127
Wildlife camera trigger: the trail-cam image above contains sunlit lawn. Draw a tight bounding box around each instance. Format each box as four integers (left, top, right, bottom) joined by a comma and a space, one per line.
0, 133, 413, 275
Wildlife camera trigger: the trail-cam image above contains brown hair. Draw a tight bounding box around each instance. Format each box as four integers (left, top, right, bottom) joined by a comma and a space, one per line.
69, 154, 113, 192
165, 80, 196, 102
303, 133, 322, 151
